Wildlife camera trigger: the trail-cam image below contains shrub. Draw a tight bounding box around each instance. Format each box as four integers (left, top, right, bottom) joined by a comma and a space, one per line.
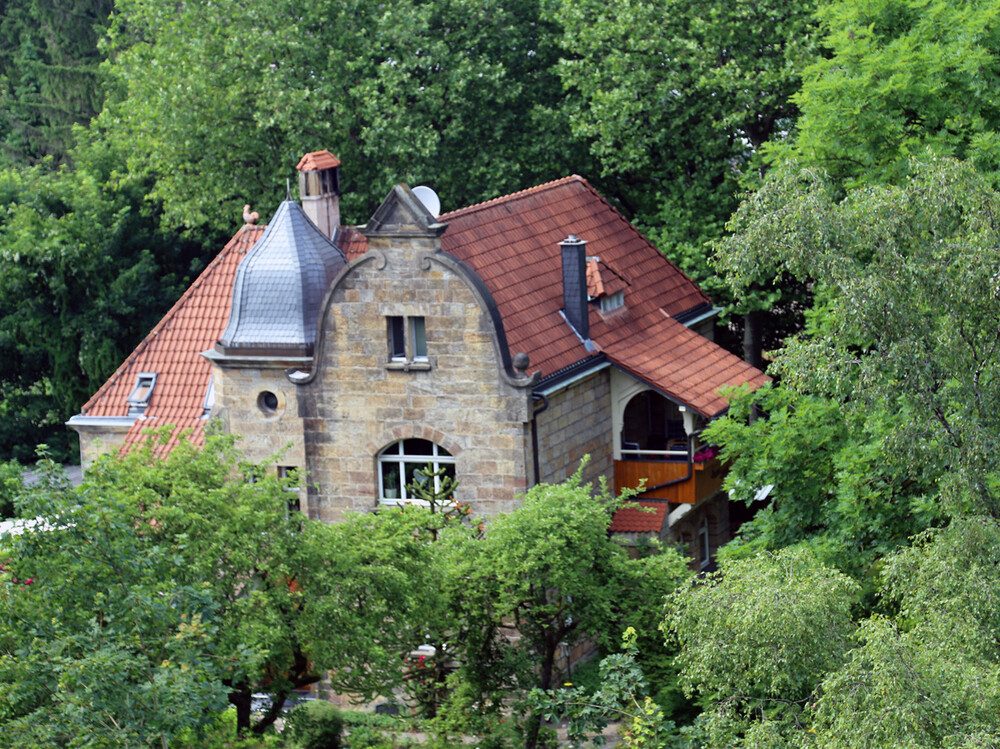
287, 701, 344, 749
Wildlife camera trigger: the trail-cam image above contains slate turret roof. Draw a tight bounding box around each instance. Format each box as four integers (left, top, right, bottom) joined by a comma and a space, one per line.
218, 200, 346, 354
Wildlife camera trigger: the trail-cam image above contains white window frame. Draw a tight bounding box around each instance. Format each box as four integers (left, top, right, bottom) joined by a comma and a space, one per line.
377, 439, 455, 505
411, 317, 427, 361
386, 315, 429, 368
698, 518, 711, 569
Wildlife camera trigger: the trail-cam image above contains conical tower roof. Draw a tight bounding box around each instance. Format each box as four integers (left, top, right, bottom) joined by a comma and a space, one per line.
218, 200, 346, 355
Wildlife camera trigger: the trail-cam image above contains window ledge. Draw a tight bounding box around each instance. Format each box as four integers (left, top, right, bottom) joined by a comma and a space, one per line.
386, 361, 431, 372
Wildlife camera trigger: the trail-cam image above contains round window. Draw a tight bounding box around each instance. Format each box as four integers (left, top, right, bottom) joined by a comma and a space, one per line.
257, 390, 279, 414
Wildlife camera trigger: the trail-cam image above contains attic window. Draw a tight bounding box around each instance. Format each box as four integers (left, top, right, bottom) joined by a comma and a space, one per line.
127, 373, 157, 416
600, 290, 625, 313
386, 316, 430, 370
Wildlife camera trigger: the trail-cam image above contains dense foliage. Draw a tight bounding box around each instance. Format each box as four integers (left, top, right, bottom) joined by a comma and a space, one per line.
0, 441, 689, 747
5, 0, 1000, 745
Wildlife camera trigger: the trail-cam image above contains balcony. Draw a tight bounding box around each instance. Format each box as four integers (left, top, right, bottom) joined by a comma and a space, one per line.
614, 454, 725, 504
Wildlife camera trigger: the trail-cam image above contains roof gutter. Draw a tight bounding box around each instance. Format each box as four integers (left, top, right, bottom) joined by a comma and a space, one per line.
66, 415, 138, 429
534, 356, 610, 396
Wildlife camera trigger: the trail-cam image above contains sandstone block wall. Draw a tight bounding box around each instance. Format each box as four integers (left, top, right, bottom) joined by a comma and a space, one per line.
535, 370, 613, 490
75, 424, 131, 469
209, 360, 308, 504
299, 238, 534, 522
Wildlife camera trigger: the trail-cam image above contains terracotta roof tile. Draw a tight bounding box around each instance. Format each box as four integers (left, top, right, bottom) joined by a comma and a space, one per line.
609, 501, 668, 533
296, 150, 341, 171
82, 225, 265, 451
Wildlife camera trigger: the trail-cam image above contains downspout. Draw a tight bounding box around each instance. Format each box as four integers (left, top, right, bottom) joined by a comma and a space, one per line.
640, 434, 694, 495
530, 393, 549, 485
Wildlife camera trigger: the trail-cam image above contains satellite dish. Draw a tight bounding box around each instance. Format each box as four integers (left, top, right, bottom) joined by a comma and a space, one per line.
412, 185, 441, 218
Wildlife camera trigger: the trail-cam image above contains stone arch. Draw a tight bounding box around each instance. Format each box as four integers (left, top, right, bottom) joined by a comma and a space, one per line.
365, 424, 464, 459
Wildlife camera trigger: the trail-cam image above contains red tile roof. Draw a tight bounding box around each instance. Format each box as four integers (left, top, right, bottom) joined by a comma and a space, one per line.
438, 176, 717, 389
80, 226, 265, 453
608, 501, 668, 533
438, 176, 766, 415
79, 172, 766, 455
296, 150, 341, 171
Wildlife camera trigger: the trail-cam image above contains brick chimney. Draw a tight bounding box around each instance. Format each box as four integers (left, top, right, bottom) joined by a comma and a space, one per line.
560, 234, 589, 340
296, 150, 341, 240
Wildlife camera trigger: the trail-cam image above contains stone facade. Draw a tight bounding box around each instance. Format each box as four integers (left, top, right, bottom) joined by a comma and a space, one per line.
204, 354, 309, 499
75, 420, 133, 469
293, 191, 536, 521
535, 369, 613, 487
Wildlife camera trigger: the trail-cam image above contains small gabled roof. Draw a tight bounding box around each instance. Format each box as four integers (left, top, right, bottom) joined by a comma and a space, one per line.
78, 226, 265, 452
608, 501, 668, 534
586, 258, 629, 299
296, 150, 341, 171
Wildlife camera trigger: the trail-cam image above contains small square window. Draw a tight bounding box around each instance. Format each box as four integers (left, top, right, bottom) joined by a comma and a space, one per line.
600, 290, 625, 313
386, 315, 429, 368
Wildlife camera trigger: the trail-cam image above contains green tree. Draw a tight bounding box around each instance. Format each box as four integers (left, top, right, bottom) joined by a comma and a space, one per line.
710, 159, 1000, 572
0, 459, 23, 518
0, 0, 112, 166
478, 468, 683, 748
705, 383, 942, 582
300, 502, 475, 709
99, 0, 587, 234
808, 517, 1000, 746
667, 547, 858, 746
0, 453, 229, 748
77, 430, 334, 736
784, 0, 1000, 189
0, 135, 210, 462
557, 0, 820, 362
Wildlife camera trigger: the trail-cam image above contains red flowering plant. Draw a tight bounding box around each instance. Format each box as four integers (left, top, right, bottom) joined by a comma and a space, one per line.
403, 650, 452, 719
0, 558, 35, 590
692, 445, 719, 463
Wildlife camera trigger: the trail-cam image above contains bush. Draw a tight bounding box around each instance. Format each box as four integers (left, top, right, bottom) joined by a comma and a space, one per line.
286, 701, 344, 749
170, 709, 282, 748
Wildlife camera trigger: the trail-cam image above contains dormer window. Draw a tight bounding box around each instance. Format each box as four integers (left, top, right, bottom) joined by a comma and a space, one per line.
127, 373, 157, 416
600, 290, 625, 313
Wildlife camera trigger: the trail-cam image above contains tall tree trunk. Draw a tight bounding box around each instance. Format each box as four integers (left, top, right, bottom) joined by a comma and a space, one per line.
230, 689, 252, 736
743, 309, 764, 370
525, 635, 559, 749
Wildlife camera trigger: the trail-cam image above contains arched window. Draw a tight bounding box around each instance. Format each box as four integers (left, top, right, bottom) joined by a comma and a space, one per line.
621, 390, 687, 461
377, 439, 455, 505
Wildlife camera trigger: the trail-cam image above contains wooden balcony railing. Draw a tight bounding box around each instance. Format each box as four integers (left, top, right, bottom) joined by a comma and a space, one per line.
614, 456, 726, 504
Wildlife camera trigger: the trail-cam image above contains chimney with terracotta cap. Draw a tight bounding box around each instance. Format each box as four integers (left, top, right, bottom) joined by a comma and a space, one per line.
296, 150, 341, 240
561, 234, 589, 341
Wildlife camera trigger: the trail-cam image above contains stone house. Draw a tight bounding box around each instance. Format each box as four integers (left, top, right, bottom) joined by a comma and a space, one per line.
69, 151, 767, 565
